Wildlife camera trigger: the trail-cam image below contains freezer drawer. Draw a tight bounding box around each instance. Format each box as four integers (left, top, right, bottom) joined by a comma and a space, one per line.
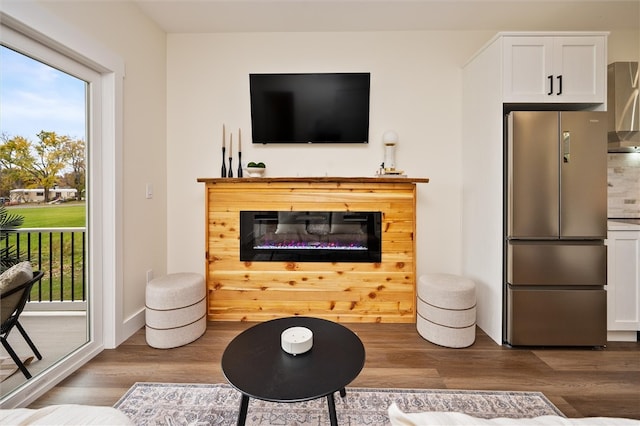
506, 287, 606, 346
507, 242, 606, 286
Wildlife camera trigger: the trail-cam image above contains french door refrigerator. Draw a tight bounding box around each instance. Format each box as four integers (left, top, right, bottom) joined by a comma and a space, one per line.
505, 111, 607, 346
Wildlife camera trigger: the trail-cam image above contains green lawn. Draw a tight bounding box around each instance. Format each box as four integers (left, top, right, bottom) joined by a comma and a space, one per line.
7, 202, 86, 227
4, 202, 86, 301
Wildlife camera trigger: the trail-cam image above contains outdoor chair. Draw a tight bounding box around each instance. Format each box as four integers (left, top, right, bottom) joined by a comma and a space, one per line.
1, 267, 44, 379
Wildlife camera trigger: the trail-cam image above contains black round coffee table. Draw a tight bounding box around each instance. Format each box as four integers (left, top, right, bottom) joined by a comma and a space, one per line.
221, 316, 365, 426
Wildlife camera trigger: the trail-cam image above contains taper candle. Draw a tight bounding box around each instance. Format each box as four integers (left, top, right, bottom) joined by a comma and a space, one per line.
237, 128, 243, 178
228, 133, 234, 178
221, 124, 227, 178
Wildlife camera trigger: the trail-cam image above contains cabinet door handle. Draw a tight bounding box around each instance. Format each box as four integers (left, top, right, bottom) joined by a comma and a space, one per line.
547, 75, 553, 95
557, 75, 563, 95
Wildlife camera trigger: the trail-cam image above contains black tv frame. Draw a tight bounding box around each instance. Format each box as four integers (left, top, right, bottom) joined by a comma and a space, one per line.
249, 72, 371, 144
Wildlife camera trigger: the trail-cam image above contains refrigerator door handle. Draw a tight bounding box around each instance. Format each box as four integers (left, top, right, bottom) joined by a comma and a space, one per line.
562, 131, 571, 163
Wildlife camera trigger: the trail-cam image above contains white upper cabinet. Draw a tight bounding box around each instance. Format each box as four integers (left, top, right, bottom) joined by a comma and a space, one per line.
503, 35, 606, 104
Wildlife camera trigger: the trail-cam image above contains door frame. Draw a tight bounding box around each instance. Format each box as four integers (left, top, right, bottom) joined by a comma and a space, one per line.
0, 2, 124, 408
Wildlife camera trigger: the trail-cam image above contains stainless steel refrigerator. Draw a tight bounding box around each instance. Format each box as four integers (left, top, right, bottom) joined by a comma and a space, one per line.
505, 111, 607, 347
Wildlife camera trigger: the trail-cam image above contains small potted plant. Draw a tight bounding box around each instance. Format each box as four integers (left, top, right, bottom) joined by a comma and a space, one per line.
0, 206, 24, 273
245, 162, 266, 177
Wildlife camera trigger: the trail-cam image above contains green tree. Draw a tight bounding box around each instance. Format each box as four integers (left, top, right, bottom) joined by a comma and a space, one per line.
31, 131, 71, 202
0, 131, 72, 202
0, 133, 31, 196
64, 138, 85, 199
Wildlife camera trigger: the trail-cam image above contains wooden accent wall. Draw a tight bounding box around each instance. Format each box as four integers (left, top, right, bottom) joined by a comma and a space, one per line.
197, 177, 428, 323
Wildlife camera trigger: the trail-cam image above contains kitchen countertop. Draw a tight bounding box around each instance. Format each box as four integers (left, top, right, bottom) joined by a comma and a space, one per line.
608, 219, 640, 231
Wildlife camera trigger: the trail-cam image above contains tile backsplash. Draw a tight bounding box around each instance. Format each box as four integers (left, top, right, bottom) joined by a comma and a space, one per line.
608, 153, 640, 218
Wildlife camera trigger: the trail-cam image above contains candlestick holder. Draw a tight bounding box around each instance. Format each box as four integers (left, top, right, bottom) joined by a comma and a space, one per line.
228, 156, 233, 178
237, 152, 243, 177
221, 147, 227, 177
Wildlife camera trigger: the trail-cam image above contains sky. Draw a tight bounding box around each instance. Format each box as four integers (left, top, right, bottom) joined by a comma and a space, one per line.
0, 45, 86, 142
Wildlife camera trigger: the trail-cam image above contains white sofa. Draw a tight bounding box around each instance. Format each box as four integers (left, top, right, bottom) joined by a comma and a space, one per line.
0, 404, 133, 425
388, 403, 640, 426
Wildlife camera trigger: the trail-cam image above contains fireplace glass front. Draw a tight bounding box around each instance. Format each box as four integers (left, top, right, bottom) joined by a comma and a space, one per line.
240, 211, 382, 262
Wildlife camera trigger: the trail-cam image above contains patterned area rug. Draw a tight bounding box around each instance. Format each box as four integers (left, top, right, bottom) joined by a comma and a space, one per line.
114, 382, 564, 425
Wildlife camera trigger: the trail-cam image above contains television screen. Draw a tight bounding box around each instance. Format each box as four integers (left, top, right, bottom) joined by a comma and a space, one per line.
249, 73, 371, 144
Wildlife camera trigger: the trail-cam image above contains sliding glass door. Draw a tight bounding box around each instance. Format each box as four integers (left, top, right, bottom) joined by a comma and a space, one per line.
0, 23, 101, 404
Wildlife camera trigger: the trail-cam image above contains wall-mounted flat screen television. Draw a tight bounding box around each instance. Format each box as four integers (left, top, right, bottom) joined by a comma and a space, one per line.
249, 73, 371, 144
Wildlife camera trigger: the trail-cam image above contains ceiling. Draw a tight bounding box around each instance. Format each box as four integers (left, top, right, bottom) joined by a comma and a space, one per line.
131, 0, 640, 33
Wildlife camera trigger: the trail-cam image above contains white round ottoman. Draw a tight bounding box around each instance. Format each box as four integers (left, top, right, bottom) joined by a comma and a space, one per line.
145, 273, 206, 349
417, 273, 476, 348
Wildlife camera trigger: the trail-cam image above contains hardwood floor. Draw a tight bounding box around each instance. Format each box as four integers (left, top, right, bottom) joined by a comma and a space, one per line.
31, 322, 640, 420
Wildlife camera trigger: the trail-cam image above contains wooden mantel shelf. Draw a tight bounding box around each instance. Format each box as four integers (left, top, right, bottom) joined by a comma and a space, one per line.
198, 176, 428, 324
197, 176, 429, 184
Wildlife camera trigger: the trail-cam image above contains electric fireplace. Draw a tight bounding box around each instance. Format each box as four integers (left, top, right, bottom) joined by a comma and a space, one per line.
240, 211, 382, 262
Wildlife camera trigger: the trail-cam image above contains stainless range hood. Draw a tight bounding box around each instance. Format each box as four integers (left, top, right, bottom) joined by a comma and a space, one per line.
608, 62, 639, 152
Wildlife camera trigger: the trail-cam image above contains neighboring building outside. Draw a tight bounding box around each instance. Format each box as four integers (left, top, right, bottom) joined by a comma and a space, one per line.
9, 188, 78, 204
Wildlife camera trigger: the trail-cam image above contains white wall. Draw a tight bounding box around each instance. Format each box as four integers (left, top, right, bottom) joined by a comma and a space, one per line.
607, 30, 640, 63
38, 1, 168, 325
166, 31, 492, 282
